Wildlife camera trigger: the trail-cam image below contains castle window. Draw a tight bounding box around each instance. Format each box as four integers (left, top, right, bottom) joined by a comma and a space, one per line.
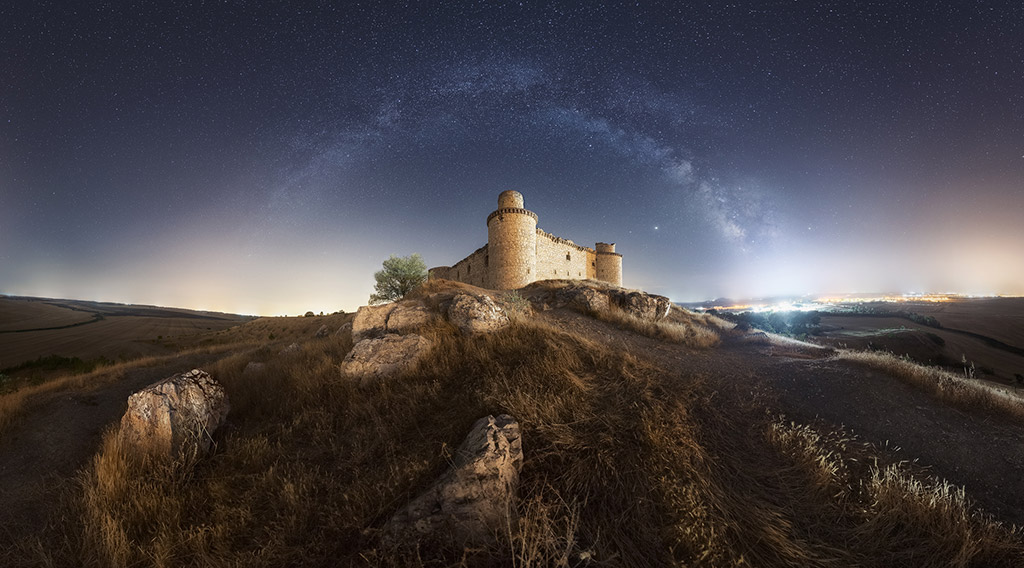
591, 262, 595, 267
566, 252, 571, 261
468, 264, 471, 274
484, 255, 488, 267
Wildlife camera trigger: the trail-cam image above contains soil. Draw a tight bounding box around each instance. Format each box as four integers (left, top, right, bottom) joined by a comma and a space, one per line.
2, 307, 1022, 554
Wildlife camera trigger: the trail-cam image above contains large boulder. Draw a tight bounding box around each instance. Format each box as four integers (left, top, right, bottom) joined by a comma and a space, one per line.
119, 369, 230, 460
352, 303, 435, 341
341, 334, 432, 385
554, 285, 610, 315
609, 289, 672, 321
314, 324, 330, 338
386, 304, 434, 334
446, 294, 510, 334
352, 304, 394, 341
386, 414, 523, 546
335, 321, 353, 337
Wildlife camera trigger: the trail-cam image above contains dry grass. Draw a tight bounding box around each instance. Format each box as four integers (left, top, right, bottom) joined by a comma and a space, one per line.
837, 349, 1024, 422
766, 420, 1022, 566
596, 304, 722, 349
0, 344, 244, 437
8, 311, 1023, 566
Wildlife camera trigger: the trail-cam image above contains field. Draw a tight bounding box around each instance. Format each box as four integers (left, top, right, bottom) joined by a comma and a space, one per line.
0, 296, 254, 371
811, 298, 1024, 387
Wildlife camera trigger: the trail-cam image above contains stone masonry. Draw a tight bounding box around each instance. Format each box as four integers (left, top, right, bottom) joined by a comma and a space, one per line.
428, 191, 623, 289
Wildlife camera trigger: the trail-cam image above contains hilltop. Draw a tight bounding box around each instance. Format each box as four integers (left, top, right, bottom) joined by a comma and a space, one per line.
0, 279, 1022, 567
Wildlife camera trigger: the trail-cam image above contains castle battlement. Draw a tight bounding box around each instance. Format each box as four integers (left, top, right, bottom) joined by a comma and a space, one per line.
429, 191, 623, 289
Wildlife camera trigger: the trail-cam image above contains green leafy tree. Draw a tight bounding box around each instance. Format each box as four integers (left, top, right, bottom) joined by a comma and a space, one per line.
369, 253, 428, 304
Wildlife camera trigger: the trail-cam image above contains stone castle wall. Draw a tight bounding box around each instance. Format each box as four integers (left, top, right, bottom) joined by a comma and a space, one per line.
429, 191, 622, 290
535, 230, 593, 280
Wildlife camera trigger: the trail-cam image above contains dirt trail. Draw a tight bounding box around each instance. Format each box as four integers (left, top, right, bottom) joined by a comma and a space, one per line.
0, 352, 229, 546
540, 310, 1024, 527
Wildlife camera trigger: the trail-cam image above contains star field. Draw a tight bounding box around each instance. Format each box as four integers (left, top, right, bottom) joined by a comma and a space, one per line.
2, 1, 1022, 314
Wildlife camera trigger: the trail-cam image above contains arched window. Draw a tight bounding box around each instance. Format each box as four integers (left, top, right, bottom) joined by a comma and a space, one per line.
566, 252, 571, 261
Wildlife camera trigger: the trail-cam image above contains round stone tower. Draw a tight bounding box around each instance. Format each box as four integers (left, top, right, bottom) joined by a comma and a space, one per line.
595, 242, 622, 287
487, 190, 538, 289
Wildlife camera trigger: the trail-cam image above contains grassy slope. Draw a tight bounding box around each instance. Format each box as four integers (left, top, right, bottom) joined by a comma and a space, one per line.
3, 286, 1023, 567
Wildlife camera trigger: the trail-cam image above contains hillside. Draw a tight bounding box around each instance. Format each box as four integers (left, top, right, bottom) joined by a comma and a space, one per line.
0, 280, 1022, 567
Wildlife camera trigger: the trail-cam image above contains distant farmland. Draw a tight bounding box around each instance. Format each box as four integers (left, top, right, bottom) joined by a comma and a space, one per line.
0, 297, 253, 369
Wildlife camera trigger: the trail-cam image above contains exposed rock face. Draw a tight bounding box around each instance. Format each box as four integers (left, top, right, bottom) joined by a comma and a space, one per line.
386, 304, 434, 335
314, 324, 330, 338
554, 284, 610, 314
335, 322, 352, 336
386, 414, 523, 546
341, 334, 432, 385
352, 304, 393, 341
608, 289, 672, 321
353, 303, 435, 341
119, 369, 229, 460
446, 294, 510, 334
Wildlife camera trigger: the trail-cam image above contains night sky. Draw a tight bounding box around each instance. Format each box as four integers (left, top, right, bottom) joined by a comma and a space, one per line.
3, 1, 1023, 315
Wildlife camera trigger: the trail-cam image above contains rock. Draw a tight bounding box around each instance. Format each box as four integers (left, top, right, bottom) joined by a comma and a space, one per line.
386, 414, 522, 546
353, 303, 435, 341
386, 304, 435, 334
341, 334, 432, 385
335, 322, 352, 336
119, 369, 229, 460
280, 342, 301, 355
314, 324, 330, 338
556, 285, 610, 315
609, 289, 671, 321
352, 304, 395, 341
243, 361, 265, 375
446, 294, 510, 334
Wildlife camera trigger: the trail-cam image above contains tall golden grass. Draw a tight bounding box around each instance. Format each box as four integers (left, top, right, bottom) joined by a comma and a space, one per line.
837, 349, 1024, 422
595, 304, 722, 348
6, 313, 1022, 566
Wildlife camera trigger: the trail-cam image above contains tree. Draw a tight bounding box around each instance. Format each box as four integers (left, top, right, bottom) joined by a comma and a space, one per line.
369, 253, 427, 304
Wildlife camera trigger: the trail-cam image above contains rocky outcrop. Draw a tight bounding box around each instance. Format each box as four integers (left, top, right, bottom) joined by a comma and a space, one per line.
608, 289, 671, 320
552, 284, 609, 314
353, 303, 435, 341
386, 414, 522, 546
119, 369, 229, 460
314, 324, 330, 338
386, 305, 434, 335
335, 322, 352, 336
352, 304, 393, 340
446, 294, 510, 334
341, 334, 432, 385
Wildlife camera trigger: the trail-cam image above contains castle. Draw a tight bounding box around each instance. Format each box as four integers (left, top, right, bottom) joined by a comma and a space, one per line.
429, 191, 623, 289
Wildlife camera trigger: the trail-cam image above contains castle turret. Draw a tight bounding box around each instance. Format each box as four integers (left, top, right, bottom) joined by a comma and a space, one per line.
487, 190, 538, 289
595, 242, 622, 287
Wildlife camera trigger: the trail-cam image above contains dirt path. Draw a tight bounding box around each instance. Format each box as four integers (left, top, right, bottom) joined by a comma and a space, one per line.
540, 309, 1024, 527
0, 352, 230, 547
